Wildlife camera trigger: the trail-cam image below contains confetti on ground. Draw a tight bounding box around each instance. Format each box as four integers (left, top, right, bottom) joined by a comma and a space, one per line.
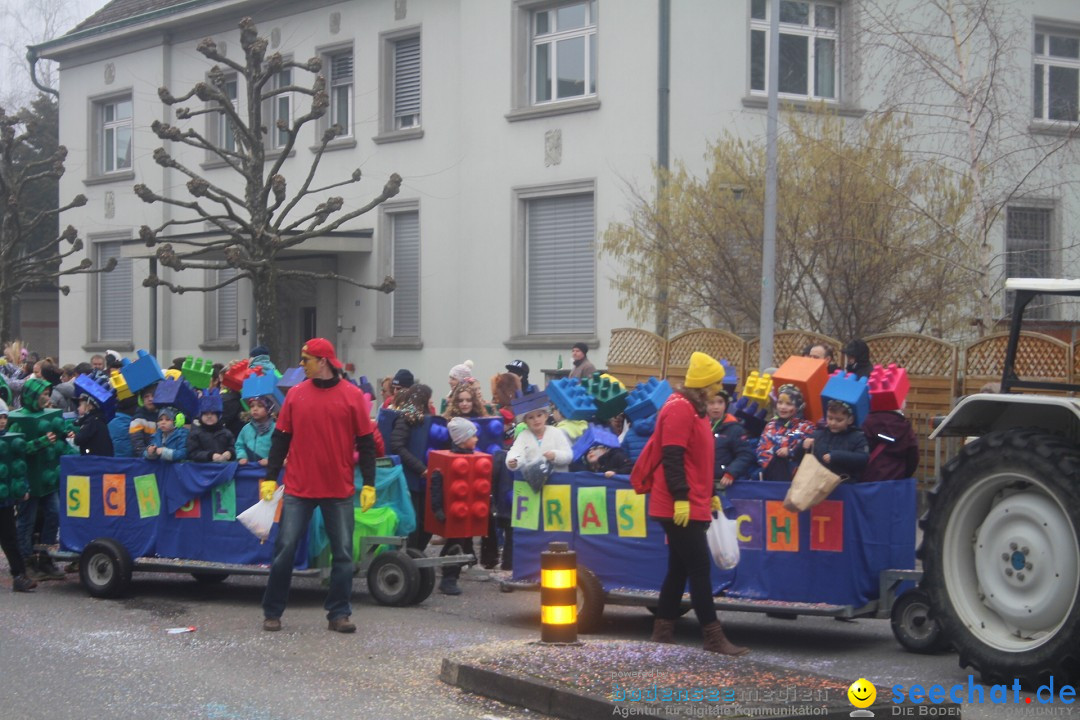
166, 627, 197, 634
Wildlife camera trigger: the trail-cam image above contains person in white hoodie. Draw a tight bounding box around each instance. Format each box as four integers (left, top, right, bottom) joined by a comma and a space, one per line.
505, 392, 572, 475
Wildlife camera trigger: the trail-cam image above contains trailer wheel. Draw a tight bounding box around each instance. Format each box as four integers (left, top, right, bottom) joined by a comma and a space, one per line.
922, 430, 1080, 685
891, 589, 949, 654
367, 550, 420, 606
80, 538, 133, 599
405, 548, 436, 605
576, 566, 605, 634
191, 572, 229, 584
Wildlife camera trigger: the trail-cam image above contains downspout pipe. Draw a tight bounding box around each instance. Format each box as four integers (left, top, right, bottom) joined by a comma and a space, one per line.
25, 48, 59, 97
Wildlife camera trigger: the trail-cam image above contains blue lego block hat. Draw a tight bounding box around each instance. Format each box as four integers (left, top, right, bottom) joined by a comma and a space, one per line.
242, 373, 285, 407
510, 389, 550, 418
74, 374, 118, 422
546, 377, 596, 421
277, 366, 306, 394
198, 388, 224, 416
120, 349, 165, 393
572, 424, 622, 462
821, 371, 871, 427
153, 378, 200, 420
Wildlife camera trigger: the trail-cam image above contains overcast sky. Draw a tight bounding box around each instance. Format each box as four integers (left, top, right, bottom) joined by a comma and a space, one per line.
0, 0, 112, 106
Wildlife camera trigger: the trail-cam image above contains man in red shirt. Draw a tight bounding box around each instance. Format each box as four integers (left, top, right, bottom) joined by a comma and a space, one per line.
261, 338, 377, 633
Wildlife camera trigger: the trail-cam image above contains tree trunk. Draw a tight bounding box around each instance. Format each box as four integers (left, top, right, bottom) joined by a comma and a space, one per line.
0, 293, 11, 349
253, 265, 282, 366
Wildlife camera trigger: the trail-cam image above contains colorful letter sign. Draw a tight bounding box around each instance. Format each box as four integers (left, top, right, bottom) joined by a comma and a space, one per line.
134, 474, 161, 518
67, 476, 90, 518
103, 474, 126, 516
511, 480, 540, 530
577, 487, 608, 535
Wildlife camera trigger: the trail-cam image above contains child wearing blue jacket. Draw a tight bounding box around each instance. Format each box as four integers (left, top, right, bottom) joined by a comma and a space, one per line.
145, 407, 188, 462
235, 395, 276, 467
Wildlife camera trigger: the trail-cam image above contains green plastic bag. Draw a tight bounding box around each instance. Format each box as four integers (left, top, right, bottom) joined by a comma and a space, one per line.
352, 506, 399, 561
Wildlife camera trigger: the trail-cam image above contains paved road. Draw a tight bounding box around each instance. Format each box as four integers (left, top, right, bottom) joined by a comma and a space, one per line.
0, 559, 1003, 720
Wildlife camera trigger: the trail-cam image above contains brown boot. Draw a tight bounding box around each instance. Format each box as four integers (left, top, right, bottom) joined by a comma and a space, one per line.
650, 618, 676, 644
702, 621, 748, 656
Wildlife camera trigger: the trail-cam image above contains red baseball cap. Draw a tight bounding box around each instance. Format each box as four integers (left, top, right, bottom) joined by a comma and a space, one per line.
302, 338, 343, 369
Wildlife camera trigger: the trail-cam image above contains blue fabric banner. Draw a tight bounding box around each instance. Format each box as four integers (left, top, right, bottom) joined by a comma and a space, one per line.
59, 456, 306, 569
511, 473, 916, 608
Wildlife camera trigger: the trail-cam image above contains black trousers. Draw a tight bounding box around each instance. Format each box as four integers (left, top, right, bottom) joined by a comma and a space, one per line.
406, 490, 432, 551
656, 519, 716, 626
0, 505, 26, 577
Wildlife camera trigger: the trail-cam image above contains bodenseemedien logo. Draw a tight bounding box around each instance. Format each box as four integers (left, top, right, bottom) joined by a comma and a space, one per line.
849, 678, 877, 717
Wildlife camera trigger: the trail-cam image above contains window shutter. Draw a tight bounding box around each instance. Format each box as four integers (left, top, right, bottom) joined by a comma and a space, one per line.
393, 36, 421, 123
98, 242, 132, 341
526, 194, 595, 334
332, 52, 354, 83
392, 212, 421, 337
215, 267, 238, 341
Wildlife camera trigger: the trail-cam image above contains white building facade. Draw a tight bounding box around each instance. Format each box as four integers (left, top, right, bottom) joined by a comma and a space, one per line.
37, 0, 1080, 384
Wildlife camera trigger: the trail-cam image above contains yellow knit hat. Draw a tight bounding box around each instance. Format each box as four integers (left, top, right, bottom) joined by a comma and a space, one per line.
684, 351, 726, 389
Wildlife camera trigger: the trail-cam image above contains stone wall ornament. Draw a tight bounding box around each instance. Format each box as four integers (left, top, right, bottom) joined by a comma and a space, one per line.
544, 129, 563, 167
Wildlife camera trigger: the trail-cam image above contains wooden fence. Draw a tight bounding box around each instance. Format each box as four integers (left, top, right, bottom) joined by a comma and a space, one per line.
605, 328, 1078, 483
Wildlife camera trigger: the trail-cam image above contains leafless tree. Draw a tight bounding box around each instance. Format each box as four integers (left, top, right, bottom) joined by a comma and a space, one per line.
136, 18, 400, 361
861, 0, 1080, 333
0, 96, 115, 344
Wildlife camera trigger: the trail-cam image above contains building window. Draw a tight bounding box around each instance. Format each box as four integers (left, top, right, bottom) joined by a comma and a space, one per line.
525, 193, 595, 334
750, 0, 838, 100
1005, 207, 1055, 319
1034, 29, 1080, 123
97, 96, 133, 174
392, 36, 421, 130
94, 241, 132, 342
209, 74, 239, 153
205, 267, 238, 344
390, 211, 420, 337
531, 1, 597, 104
327, 50, 354, 136
271, 68, 292, 148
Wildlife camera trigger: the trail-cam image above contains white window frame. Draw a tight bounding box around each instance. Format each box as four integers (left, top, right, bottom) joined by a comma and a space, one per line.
1033, 27, 1080, 124
374, 200, 423, 348
508, 1, 601, 121
219, 75, 239, 152
376, 28, 423, 143
271, 66, 293, 149
749, 0, 840, 101
530, 1, 597, 105
326, 48, 354, 137
1004, 205, 1058, 320
203, 267, 240, 349
508, 180, 598, 347
91, 94, 133, 177
90, 237, 133, 344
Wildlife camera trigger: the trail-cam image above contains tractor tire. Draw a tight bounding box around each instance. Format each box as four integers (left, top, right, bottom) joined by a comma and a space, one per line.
920, 430, 1080, 685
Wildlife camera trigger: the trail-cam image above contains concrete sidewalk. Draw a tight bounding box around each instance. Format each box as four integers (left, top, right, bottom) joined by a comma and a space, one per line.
441, 639, 892, 719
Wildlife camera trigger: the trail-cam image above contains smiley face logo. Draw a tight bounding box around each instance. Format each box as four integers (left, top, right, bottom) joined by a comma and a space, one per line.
848, 678, 876, 708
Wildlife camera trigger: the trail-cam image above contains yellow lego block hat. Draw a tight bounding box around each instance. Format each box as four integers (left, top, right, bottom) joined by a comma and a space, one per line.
684, 351, 726, 389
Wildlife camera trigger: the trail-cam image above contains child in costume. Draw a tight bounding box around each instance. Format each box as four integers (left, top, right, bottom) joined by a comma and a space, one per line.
145, 407, 189, 462
11, 377, 69, 580
0, 400, 37, 591
506, 394, 572, 474
708, 389, 755, 488
429, 417, 486, 596
803, 400, 870, 483
235, 395, 277, 467
71, 389, 115, 457
129, 384, 159, 458
187, 389, 235, 462
756, 384, 815, 482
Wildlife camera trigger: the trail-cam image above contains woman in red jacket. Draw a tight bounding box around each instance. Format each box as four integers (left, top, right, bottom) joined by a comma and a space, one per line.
641, 351, 749, 656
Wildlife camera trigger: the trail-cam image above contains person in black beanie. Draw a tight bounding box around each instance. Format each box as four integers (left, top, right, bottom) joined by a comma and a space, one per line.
569, 343, 597, 379
505, 360, 538, 394
843, 339, 873, 379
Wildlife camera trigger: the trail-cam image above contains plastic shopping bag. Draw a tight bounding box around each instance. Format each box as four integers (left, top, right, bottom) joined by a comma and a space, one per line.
706, 511, 740, 569
238, 485, 284, 542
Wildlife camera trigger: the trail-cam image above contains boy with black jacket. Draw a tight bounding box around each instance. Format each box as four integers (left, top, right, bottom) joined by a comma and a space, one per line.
708, 390, 755, 488
803, 400, 869, 482
187, 390, 235, 463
